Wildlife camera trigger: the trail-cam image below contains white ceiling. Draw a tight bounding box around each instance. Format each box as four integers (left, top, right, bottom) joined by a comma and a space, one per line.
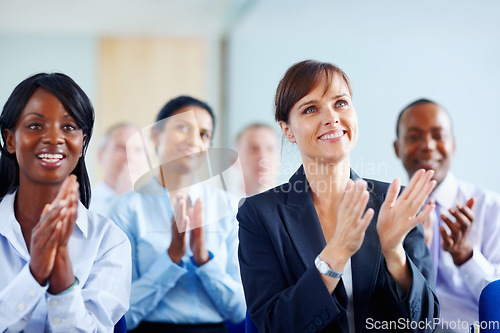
0, 0, 256, 37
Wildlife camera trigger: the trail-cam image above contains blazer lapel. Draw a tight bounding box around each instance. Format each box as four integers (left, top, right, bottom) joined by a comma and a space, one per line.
278, 166, 326, 270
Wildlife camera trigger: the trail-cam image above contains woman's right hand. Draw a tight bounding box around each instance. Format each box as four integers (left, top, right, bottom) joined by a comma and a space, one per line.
29, 175, 79, 287
168, 193, 190, 264
320, 179, 374, 274
29, 202, 65, 285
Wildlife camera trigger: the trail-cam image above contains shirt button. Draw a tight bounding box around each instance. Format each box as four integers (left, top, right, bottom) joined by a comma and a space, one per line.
53, 318, 61, 324
17, 303, 26, 311
29, 290, 36, 297
50, 300, 58, 307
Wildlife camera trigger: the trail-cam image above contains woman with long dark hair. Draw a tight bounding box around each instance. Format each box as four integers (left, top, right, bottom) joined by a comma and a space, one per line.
0, 73, 131, 332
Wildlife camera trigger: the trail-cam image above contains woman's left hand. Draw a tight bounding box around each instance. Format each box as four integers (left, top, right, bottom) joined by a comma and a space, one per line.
48, 175, 79, 294
378, 169, 436, 254
377, 169, 436, 291
189, 198, 210, 266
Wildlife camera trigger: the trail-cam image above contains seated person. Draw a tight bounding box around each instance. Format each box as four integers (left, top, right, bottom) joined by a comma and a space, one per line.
237, 60, 439, 332
108, 96, 246, 332
0, 73, 131, 332
394, 98, 500, 332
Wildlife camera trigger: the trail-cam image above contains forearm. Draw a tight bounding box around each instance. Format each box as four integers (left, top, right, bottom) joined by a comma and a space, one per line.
383, 245, 412, 294
0, 265, 47, 332
196, 257, 246, 322
126, 251, 187, 329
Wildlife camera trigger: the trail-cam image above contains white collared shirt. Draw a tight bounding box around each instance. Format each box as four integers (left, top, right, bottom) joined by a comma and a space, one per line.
431, 172, 500, 332
0, 191, 132, 332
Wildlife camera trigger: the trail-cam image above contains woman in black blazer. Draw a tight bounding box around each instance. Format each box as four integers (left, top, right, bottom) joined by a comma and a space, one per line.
237, 60, 439, 332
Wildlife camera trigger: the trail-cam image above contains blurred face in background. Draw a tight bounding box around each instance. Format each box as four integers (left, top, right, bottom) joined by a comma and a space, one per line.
153, 106, 213, 175
394, 102, 455, 187
99, 124, 141, 190
237, 126, 280, 195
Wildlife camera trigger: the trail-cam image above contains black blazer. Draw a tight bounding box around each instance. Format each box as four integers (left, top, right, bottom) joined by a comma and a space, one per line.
237, 166, 439, 332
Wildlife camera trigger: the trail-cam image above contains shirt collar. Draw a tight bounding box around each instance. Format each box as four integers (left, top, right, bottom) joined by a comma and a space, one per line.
0, 191, 27, 259
431, 172, 459, 210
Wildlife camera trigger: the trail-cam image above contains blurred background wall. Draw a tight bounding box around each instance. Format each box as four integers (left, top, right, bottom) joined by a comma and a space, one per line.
1, 0, 499, 190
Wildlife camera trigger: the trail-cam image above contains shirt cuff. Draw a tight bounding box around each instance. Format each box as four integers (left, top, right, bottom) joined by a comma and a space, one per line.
46, 285, 87, 331
190, 251, 214, 267
143, 251, 188, 288
0, 265, 47, 321
458, 247, 493, 298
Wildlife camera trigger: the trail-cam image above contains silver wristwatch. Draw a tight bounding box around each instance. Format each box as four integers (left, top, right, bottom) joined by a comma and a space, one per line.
314, 255, 343, 278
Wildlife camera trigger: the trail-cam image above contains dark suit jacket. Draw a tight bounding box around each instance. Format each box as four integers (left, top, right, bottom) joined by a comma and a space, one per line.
237, 166, 439, 332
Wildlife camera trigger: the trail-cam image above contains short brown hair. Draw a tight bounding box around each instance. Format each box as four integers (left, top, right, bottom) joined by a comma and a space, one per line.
274, 60, 352, 124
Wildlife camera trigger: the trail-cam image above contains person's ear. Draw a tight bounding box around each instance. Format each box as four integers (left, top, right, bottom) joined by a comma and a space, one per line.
80, 134, 87, 157
393, 140, 401, 158
3, 129, 16, 154
279, 121, 296, 143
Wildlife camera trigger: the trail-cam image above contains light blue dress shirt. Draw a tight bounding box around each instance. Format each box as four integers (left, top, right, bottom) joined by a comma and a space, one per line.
89, 181, 116, 217
0, 191, 132, 332
107, 177, 246, 329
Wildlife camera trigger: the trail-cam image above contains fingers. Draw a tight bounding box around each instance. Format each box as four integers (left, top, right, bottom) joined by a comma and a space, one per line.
189, 198, 204, 230
59, 200, 78, 245
411, 171, 436, 208
414, 200, 435, 227
361, 208, 375, 228
30, 208, 64, 284
37, 201, 67, 230
440, 225, 453, 251
172, 193, 190, 233
466, 197, 475, 210
401, 169, 435, 200
420, 199, 435, 227
400, 169, 426, 200
456, 202, 474, 224
343, 179, 370, 220
440, 204, 473, 244
384, 177, 401, 209
52, 175, 76, 205
440, 213, 463, 245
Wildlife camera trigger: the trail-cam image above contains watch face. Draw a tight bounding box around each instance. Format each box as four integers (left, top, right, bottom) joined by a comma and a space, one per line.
315, 256, 342, 278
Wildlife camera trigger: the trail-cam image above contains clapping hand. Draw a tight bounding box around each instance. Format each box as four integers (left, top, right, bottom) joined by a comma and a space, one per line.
30, 175, 79, 293
377, 169, 436, 291
168, 194, 209, 266
440, 198, 475, 266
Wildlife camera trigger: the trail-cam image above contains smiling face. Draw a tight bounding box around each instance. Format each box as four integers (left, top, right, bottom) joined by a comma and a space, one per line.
153, 105, 213, 174
394, 102, 455, 186
279, 74, 358, 166
4, 88, 86, 186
